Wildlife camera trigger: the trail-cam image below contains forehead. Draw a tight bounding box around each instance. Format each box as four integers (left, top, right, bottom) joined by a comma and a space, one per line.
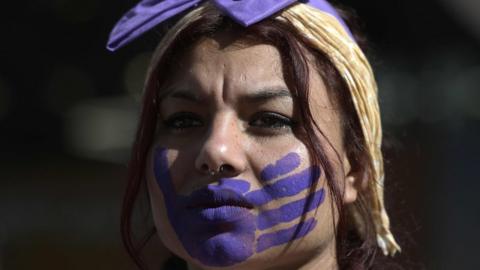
177, 37, 284, 79
163, 34, 334, 110
189, 38, 278, 59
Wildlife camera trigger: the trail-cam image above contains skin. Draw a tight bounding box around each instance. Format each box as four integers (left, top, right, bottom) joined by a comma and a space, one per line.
145, 34, 360, 270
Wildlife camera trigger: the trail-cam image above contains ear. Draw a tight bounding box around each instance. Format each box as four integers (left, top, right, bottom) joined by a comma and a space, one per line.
342, 153, 359, 204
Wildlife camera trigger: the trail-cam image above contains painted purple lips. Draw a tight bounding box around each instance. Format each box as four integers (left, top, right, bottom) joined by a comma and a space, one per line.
184, 187, 254, 222
186, 186, 253, 210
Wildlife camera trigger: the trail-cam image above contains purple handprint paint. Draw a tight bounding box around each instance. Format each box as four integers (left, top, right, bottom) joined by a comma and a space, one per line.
246, 166, 321, 206
256, 217, 318, 253
257, 189, 324, 230
260, 152, 301, 181
153, 147, 325, 267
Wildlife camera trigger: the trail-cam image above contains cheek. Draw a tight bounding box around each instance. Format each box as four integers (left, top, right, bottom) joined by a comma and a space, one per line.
163, 148, 198, 193
145, 153, 188, 257
256, 182, 338, 260
301, 185, 337, 242
248, 137, 312, 184
244, 156, 336, 264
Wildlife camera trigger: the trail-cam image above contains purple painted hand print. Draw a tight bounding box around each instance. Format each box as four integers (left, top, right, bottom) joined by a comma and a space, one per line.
153, 147, 325, 267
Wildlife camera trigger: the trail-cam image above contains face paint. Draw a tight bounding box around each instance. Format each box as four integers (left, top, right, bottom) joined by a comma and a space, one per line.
246, 166, 321, 206
256, 217, 317, 253
153, 147, 325, 267
256, 189, 325, 230
260, 152, 301, 181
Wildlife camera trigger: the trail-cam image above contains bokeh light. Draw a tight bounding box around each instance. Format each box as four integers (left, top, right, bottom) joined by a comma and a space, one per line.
418, 46, 478, 123
448, 66, 480, 119
65, 96, 138, 164
439, 0, 480, 41
379, 71, 419, 126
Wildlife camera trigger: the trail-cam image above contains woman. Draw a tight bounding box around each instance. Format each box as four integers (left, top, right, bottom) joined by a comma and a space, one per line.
107, 1, 401, 269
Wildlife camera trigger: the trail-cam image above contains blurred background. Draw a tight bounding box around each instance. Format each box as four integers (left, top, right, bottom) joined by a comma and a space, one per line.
1, 0, 479, 269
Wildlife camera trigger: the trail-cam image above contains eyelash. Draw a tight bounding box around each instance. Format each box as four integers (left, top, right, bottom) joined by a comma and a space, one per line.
163, 112, 203, 131
249, 112, 295, 131
162, 111, 295, 134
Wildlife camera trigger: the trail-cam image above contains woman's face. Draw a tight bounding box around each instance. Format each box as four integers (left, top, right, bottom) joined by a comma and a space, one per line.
145, 35, 358, 270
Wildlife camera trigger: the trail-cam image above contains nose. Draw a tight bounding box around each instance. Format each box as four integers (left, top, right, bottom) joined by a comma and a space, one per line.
195, 113, 247, 178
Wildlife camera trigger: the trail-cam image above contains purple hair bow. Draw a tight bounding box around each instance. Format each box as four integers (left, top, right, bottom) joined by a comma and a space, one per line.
107, 0, 352, 51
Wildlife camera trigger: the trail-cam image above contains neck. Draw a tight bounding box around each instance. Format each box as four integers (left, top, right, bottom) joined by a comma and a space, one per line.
187, 240, 338, 270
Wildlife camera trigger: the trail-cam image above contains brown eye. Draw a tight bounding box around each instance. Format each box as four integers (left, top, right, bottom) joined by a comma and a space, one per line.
249, 112, 294, 129
163, 112, 203, 131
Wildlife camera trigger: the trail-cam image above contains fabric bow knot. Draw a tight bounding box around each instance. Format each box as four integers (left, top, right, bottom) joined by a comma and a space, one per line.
106, 0, 352, 51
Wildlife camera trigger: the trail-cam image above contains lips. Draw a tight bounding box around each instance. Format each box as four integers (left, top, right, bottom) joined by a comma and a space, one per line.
185, 186, 254, 210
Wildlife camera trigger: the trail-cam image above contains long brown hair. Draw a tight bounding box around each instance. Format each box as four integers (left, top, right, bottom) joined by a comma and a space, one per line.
121, 4, 380, 270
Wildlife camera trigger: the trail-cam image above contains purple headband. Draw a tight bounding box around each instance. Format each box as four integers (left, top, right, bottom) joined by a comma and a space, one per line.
107, 0, 353, 51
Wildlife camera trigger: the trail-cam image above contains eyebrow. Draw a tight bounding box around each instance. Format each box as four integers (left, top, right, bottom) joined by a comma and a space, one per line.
160, 87, 292, 103
240, 87, 292, 103
160, 89, 202, 102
